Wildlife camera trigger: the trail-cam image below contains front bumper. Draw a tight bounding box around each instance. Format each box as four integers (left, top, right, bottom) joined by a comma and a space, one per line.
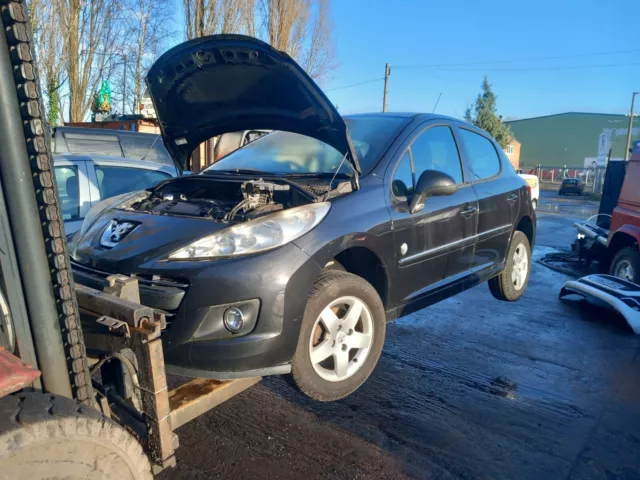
71, 243, 322, 377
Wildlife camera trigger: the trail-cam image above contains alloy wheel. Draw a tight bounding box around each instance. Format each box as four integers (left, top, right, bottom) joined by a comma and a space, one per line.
309, 296, 373, 382
511, 242, 529, 291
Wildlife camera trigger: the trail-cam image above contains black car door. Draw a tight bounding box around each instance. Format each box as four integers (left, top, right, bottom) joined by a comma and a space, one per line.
386, 122, 478, 306
456, 126, 518, 270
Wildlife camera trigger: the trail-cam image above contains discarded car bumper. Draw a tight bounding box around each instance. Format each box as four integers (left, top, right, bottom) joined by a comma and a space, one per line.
559, 274, 640, 334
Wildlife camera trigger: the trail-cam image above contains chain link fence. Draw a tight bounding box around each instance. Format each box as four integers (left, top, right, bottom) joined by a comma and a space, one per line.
523, 165, 606, 195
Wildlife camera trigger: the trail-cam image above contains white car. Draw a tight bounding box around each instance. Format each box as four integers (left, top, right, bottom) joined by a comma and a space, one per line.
54, 155, 177, 234
518, 173, 540, 210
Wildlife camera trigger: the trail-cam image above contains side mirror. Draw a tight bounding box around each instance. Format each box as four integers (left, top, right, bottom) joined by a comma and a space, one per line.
409, 170, 458, 214
392, 179, 409, 197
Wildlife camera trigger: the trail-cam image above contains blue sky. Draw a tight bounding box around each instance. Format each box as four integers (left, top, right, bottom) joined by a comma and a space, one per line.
325, 0, 640, 119
171, 0, 640, 120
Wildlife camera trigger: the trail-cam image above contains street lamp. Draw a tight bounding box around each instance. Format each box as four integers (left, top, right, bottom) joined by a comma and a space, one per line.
625, 92, 639, 161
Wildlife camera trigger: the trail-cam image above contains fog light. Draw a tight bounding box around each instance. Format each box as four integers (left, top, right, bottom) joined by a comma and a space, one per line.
223, 307, 245, 333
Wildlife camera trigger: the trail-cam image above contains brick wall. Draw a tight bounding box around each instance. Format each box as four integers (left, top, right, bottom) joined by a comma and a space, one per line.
504, 139, 521, 170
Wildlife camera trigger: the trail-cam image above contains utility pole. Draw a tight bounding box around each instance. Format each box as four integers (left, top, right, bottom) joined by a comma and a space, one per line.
382, 63, 390, 112
625, 91, 638, 161
122, 54, 127, 115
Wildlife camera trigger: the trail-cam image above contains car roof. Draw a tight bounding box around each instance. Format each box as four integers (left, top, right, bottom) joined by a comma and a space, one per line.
344, 112, 461, 122
53, 154, 176, 173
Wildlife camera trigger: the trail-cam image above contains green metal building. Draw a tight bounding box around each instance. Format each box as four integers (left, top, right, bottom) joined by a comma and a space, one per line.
506, 112, 640, 169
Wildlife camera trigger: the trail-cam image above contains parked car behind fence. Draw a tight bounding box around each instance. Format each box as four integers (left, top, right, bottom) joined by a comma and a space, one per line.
559, 177, 585, 195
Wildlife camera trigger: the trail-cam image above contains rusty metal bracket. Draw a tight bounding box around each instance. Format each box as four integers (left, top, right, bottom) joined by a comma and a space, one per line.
96, 316, 130, 338
75, 283, 160, 334
76, 280, 175, 469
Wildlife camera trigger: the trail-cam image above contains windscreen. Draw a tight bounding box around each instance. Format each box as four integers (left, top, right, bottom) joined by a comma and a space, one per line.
205, 116, 407, 176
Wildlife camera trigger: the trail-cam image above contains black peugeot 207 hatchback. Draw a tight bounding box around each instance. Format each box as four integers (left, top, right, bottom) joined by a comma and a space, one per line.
69, 35, 535, 401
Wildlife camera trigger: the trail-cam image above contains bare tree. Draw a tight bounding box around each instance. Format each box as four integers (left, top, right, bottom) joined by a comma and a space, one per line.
30, 0, 66, 125
57, 0, 124, 122
261, 0, 308, 59
117, 0, 173, 114
242, 0, 257, 37
299, 0, 336, 84
184, 0, 250, 39
183, 0, 336, 82
259, 0, 336, 83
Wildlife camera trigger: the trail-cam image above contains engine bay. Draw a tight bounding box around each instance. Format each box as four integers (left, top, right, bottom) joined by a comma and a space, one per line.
131, 175, 322, 223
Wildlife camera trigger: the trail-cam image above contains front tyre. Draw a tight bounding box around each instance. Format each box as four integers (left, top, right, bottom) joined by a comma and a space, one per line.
291, 271, 386, 401
489, 231, 532, 302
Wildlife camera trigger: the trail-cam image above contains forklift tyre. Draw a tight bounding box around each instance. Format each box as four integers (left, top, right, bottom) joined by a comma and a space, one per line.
609, 246, 640, 284
0, 392, 151, 479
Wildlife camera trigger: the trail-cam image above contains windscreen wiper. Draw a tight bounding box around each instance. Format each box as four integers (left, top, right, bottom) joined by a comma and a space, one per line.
206, 168, 274, 175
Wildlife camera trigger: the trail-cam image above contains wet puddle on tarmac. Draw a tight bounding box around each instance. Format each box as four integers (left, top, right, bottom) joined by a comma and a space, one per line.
466, 376, 519, 399
537, 202, 598, 218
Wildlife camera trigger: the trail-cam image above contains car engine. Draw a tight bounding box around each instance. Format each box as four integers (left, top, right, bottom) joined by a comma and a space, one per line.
131, 177, 305, 223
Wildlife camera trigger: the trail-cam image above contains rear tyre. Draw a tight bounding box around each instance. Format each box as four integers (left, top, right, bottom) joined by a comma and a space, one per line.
291, 271, 385, 401
609, 246, 640, 284
0, 392, 151, 479
489, 231, 532, 302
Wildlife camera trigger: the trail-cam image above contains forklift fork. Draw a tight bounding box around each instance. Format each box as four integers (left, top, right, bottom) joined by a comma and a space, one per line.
76, 275, 260, 472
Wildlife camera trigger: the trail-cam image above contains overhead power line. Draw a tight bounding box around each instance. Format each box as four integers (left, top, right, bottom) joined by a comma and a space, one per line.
324, 57, 640, 98
326, 78, 384, 92
426, 61, 640, 72
393, 48, 640, 69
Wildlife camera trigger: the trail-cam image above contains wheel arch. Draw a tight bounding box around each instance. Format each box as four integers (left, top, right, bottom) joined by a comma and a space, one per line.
609, 227, 640, 263
310, 242, 391, 310
610, 227, 640, 250
515, 215, 535, 249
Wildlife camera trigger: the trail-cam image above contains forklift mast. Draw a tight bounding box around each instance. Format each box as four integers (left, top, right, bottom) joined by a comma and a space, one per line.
0, 0, 92, 402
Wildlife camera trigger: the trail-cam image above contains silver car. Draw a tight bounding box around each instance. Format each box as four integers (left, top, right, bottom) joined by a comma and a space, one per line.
54, 155, 177, 233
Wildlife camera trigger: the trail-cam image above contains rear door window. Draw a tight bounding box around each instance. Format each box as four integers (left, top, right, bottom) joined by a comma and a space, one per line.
94, 166, 171, 200
459, 129, 502, 181
54, 166, 80, 221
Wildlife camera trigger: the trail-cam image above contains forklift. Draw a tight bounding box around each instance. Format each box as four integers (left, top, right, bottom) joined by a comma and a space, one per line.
0, 1, 258, 477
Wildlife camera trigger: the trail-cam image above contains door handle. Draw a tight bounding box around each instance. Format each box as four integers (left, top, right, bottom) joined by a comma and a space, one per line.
507, 193, 518, 203
460, 205, 477, 217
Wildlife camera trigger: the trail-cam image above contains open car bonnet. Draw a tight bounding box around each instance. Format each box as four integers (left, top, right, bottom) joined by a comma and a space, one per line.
146, 34, 360, 174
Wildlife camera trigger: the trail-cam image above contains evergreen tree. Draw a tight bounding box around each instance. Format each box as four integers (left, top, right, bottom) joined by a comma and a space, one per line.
465, 76, 512, 148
